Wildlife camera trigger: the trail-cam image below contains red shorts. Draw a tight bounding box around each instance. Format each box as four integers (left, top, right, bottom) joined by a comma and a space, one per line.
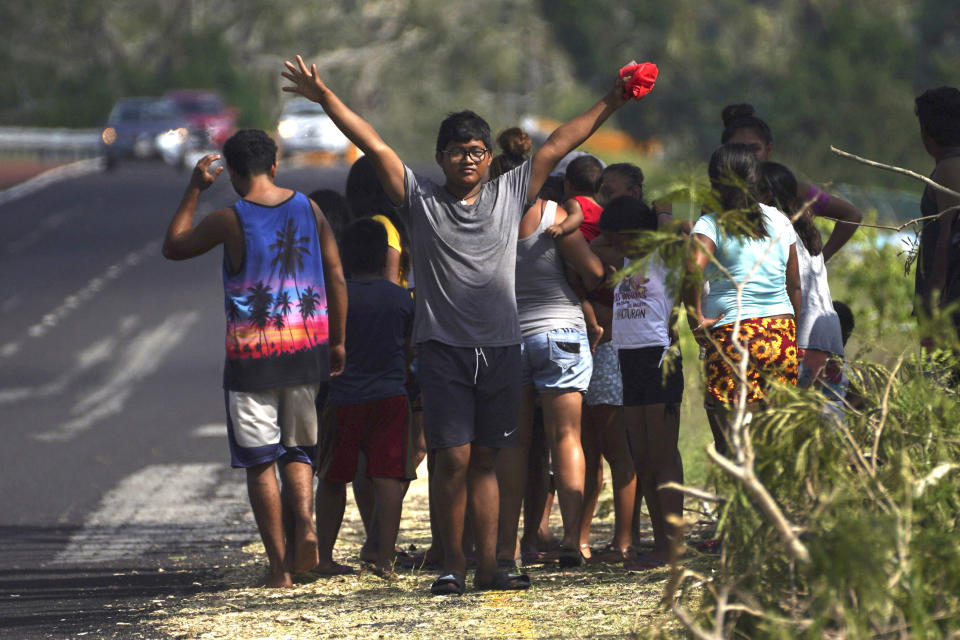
317, 395, 415, 483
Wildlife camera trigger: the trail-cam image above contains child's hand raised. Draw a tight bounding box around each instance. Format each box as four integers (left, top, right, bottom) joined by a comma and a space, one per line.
189, 154, 223, 191
545, 223, 565, 238
281, 55, 329, 102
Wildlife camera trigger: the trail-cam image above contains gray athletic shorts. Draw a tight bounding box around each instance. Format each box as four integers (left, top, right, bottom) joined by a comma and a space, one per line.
417, 340, 522, 450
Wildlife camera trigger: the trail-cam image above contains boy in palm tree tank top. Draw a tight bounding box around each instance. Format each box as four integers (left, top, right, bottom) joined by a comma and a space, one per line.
163, 129, 347, 588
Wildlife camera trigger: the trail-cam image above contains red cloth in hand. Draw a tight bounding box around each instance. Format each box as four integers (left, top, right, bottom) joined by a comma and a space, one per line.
619, 62, 658, 100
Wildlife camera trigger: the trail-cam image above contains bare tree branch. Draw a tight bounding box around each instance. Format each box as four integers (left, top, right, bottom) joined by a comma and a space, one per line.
660, 482, 725, 503
830, 146, 960, 199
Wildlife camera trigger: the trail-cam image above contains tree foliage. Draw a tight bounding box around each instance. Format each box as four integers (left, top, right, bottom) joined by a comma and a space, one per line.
2, 1, 958, 173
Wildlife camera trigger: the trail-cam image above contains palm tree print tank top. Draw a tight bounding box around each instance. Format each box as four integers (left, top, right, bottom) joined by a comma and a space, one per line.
223, 192, 329, 390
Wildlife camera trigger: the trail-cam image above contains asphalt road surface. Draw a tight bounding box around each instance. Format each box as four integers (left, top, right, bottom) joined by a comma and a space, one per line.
0, 158, 351, 638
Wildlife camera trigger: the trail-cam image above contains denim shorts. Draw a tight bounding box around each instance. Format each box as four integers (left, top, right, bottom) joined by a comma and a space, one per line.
520, 328, 593, 393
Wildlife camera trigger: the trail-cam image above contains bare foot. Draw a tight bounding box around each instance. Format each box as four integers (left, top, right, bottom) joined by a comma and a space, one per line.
259, 570, 293, 588
291, 525, 319, 574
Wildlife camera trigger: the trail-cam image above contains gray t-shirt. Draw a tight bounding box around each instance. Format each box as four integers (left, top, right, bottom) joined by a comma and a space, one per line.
516, 200, 585, 337
401, 161, 532, 346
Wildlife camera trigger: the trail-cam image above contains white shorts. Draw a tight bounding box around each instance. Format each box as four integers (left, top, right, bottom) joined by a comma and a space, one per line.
225, 384, 320, 468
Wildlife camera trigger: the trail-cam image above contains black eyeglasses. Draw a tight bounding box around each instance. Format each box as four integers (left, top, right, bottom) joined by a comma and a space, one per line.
441, 146, 489, 162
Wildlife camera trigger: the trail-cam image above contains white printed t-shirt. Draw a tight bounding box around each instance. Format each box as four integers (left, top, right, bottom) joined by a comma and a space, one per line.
612, 253, 675, 349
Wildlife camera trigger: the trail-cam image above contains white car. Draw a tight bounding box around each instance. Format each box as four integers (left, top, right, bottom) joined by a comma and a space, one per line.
276, 98, 351, 157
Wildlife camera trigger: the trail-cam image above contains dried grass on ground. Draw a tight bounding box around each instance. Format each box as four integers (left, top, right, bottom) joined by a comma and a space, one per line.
145, 471, 715, 640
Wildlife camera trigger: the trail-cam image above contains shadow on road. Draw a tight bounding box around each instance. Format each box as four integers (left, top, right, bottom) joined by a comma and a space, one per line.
0, 525, 235, 639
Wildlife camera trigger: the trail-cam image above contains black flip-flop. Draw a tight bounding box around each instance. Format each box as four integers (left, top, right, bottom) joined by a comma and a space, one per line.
558, 547, 585, 568
475, 569, 531, 591
430, 572, 466, 596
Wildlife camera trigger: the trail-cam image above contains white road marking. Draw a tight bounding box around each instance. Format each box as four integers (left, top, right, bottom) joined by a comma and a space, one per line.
191, 424, 226, 438
0, 239, 160, 360
0, 315, 139, 405
0, 158, 103, 207
51, 463, 251, 566
32, 311, 198, 442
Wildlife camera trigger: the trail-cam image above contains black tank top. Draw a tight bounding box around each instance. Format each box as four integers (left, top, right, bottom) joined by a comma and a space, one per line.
915, 150, 960, 311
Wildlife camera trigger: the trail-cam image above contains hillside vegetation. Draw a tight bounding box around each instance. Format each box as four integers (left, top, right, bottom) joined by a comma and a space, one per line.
2, 0, 959, 180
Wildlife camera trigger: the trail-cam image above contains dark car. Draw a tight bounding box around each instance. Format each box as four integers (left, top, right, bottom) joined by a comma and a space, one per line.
165, 90, 237, 148
101, 97, 193, 169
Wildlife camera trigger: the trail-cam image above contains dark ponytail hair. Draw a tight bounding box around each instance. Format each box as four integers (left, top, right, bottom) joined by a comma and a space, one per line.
721, 103, 773, 146
708, 143, 767, 239
759, 162, 822, 256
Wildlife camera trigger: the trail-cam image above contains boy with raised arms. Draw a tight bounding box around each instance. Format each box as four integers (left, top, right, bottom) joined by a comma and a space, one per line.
281, 54, 653, 594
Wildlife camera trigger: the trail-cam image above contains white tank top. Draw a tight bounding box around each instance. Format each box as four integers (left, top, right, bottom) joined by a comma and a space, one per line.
515, 200, 585, 337
612, 253, 674, 349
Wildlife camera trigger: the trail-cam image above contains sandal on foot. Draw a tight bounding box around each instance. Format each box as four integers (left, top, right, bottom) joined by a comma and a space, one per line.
558, 547, 585, 568
475, 570, 531, 591
394, 550, 425, 569
589, 543, 629, 563
430, 572, 466, 596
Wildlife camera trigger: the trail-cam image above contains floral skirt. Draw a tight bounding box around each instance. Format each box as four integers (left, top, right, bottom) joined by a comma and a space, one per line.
704, 317, 798, 406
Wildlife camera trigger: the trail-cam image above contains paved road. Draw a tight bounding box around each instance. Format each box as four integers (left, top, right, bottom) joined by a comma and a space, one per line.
0, 158, 350, 637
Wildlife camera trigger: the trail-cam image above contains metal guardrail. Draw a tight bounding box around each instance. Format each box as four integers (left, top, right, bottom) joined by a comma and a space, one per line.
0, 127, 102, 160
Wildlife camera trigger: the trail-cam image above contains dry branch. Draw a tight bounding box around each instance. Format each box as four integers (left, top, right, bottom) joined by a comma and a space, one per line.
706, 443, 811, 564
660, 482, 725, 503
830, 146, 960, 199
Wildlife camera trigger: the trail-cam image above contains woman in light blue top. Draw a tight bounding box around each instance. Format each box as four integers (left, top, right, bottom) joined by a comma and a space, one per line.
684, 143, 802, 454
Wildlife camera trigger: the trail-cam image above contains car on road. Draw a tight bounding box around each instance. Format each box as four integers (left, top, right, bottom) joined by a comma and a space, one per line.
276, 97, 351, 159
165, 89, 237, 148
101, 97, 195, 169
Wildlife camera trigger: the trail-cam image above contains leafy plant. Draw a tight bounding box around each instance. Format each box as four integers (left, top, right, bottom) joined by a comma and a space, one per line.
628, 160, 960, 639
